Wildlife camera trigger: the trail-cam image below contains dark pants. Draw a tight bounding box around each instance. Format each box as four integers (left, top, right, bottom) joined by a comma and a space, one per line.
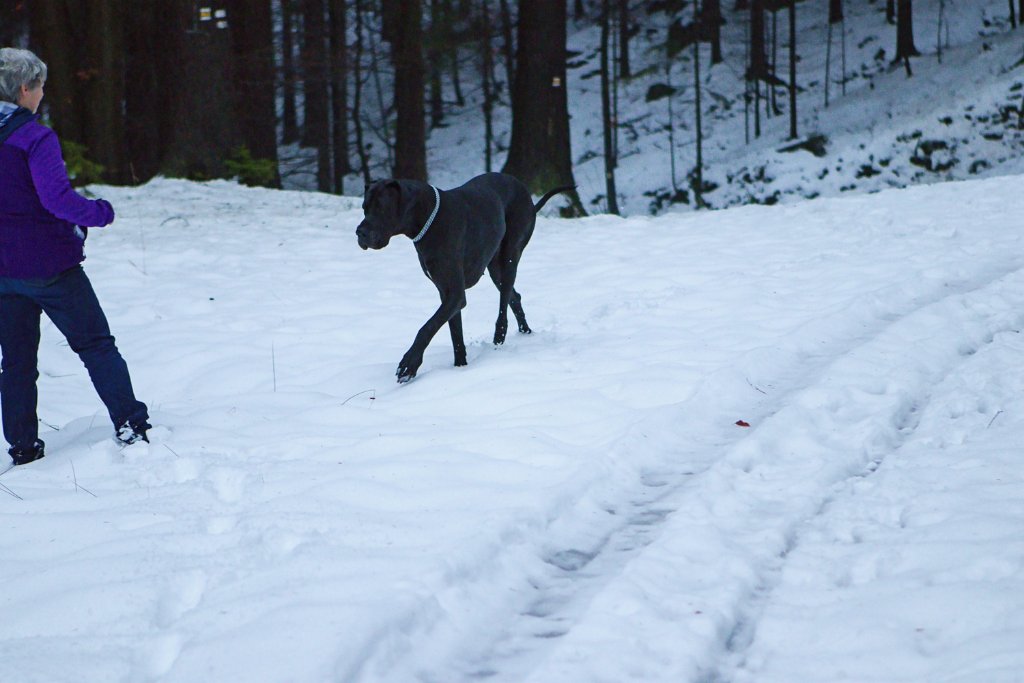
0, 266, 148, 450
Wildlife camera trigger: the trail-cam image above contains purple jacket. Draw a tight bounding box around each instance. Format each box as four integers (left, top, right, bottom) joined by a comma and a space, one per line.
0, 115, 114, 279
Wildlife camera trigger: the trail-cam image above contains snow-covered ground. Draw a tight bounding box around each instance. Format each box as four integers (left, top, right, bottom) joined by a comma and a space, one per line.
1, 173, 1023, 682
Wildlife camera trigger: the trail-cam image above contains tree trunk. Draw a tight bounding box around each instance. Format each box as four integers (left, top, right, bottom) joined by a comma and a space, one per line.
499, 0, 516, 93
301, 0, 330, 190
227, 0, 280, 186
29, 1, 84, 148
825, 0, 842, 106
447, 0, 464, 107
788, 0, 796, 139
693, 0, 704, 208
886, 0, 895, 25
748, 0, 765, 137
1, 2, 29, 49
600, 0, 618, 214
30, 0, 128, 183
384, 0, 427, 180
770, 9, 778, 115
617, 0, 631, 78
281, 0, 300, 144
83, 0, 128, 183
171, 4, 241, 180
748, 0, 767, 81
428, 0, 445, 128
329, 0, 351, 193
895, 0, 919, 76
480, 0, 494, 171
502, 0, 584, 215
704, 0, 723, 65
829, 0, 843, 25
937, 0, 946, 62
352, 0, 372, 185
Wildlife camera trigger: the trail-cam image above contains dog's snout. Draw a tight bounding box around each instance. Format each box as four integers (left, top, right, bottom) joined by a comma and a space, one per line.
356, 222, 371, 250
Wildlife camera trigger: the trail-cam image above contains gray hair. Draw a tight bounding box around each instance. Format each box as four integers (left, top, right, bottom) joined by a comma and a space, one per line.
0, 48, 47, 103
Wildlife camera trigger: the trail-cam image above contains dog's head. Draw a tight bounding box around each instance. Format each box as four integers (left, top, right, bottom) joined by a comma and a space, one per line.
356, 180, 405, 250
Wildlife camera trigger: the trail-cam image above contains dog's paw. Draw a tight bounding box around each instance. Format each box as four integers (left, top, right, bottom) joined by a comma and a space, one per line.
396, 353, 422, 383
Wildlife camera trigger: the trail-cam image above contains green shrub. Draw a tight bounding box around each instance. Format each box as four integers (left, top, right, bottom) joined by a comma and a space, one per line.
60, 138, 105, 187
225, 146, 277, 187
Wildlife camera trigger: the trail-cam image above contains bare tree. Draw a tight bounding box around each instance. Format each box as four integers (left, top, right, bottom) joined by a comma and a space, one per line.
351, 0, 372, 185
618, 0, 632, 77
704, 0, 723, 65
383, 0, 427, 180
895, 0, 919, 76
499, 0, 516, 91
30, 0, 129, 182
600, 0, 618, 214
448, 0, 465, 107
748, 0, 767, 138
480, 0, 496, 171
503, 0, 584, 214
228, 0, 280, 186
281, 0, 300, 144
825, 0, 844, 107
428, 0, 445, 128
301, 0, 331, 190
0, 2, 28, 47
788, 0, 796, 139
329, 0, 351, 193
693, 0, 705, 207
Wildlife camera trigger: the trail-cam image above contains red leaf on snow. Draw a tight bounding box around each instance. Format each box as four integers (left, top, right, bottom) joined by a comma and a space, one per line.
735, 420, 750, 427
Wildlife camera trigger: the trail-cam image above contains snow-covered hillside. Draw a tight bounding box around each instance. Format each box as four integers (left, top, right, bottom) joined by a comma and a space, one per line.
1, 173, 1022, 682
410, 0, 1024, 216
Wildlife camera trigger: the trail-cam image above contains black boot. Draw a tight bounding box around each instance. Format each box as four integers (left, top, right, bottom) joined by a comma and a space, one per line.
9, 439, 45, 466
116, 420, 151, 446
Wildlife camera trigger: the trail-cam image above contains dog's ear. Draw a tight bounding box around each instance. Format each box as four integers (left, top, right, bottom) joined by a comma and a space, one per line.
364, 178, 392, 190
384, 180, 402, 205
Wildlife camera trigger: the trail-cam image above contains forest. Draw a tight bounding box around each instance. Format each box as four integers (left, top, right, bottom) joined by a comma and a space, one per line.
4, 1, 1024, 215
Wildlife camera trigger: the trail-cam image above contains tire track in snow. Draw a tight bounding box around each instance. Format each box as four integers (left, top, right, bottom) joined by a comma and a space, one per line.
516, 266, 1024, 683
711, 330, 1024, 682
349, 263, 1024, 683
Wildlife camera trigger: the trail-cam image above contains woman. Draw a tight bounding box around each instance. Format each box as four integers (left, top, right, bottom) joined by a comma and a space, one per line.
0, 48, 149, 466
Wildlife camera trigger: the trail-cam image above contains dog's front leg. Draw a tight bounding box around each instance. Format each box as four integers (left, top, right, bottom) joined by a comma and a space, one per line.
397, 287, 467, 383
448, 312, 468, 367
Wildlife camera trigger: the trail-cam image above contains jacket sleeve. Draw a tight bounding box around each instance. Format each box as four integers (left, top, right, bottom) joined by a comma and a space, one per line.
26, 128, 115, 228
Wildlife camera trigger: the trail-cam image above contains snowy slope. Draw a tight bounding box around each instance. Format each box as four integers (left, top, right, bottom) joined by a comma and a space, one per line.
1, 174, 1023, 682
411, 0, 1024, 216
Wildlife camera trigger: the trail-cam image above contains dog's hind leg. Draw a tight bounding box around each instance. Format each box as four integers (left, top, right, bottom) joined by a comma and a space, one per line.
486, 258, 509, 344
448, 312, 468, 366
509, 291, 531, 335
488, 251, 527, 345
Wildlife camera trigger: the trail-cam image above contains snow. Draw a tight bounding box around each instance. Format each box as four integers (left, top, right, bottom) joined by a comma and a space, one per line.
2, 172, 1023, 682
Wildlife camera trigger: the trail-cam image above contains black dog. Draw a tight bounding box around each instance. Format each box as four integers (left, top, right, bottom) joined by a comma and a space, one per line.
356, 172, 572, 383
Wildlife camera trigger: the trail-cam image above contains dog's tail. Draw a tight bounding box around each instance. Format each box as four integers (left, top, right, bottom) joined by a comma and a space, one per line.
534, 185, 576, 213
